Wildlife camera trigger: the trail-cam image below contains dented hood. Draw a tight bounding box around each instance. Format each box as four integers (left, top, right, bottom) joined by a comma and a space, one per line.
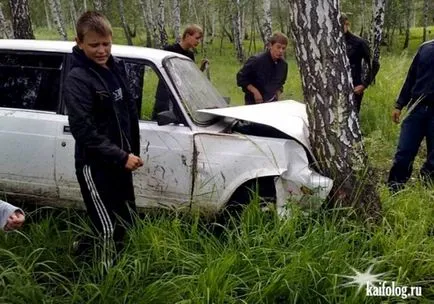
198, 100, 312, 153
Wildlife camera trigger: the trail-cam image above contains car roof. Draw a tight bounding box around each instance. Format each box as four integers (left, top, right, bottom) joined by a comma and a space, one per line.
0, 39, 189, 64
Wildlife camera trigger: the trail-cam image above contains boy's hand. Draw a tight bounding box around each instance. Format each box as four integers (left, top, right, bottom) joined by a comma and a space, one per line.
4, 211, 25, 231
125, 153, 144, 171
392, 109, 401, 124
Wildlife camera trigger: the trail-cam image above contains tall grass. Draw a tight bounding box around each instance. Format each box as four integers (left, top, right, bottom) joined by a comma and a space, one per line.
1, 27, 433, 303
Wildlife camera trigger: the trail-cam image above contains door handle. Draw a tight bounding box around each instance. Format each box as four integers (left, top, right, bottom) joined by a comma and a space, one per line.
63, 125, 71, 134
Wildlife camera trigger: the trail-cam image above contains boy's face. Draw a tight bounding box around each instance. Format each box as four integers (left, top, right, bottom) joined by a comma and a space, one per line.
269, 42, 287, 61
343, 20, 350, 33
77, 31, 112, 67
185, 32, 202, 48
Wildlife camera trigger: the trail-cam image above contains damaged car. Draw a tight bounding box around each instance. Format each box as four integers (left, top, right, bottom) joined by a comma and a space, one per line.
0, 40, 332, 216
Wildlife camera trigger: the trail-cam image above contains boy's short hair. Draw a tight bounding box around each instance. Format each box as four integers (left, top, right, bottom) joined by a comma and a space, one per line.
268, 32, 289, 46
76, 11, 112, 42
182, 24, 203, 39
340, 13, 349, 24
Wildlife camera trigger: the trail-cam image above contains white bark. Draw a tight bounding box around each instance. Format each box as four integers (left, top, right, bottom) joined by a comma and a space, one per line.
83, 0, 87, 11
370, 0, 385, 78
172, 0, 181, 42
261, 0, 272, 46
48, 0, 68, 40
119, 0, 133, 45
70, 0, 78, 29
93, 0, 103, 11
157, 0, 168, 47
138, 0, 160, 48
9, 0, 34, 39
288, 0, 380, 213
231, 0, 244, 62
0, 3, 14, 38
43, 0, 52, 30
422, 0, 429, 42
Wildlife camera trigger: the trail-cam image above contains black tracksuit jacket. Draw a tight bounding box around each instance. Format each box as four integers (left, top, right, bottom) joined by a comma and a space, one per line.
64, 46, 140, 170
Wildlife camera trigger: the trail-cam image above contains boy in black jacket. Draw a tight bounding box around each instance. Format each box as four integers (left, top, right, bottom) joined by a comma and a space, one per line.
64, 11, 143, 265
236, 32, 288, 105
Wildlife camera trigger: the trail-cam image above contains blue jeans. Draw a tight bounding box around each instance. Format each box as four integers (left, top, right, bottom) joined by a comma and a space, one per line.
388, 104, 434, 191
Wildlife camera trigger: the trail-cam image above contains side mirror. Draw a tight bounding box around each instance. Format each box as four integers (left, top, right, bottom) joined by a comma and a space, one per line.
156, 110, 180, 126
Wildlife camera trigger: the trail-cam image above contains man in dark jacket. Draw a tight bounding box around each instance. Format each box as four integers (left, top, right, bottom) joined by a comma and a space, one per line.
237, 32, 288, 105
64, 11, 143, 264
387, 40, 434, 192
341, 14, 373, 113
153, 24, 208, 119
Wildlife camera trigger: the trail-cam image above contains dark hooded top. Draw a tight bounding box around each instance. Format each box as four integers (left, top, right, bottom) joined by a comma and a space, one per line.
63, 46, 140, 169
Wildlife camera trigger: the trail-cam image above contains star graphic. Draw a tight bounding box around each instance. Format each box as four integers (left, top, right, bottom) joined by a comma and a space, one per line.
338, 265, 387, 295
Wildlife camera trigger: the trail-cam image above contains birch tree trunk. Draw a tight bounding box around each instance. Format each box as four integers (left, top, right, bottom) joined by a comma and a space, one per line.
93, 0, 103, 11
231, 0, 244, 62
118, 0, 132, 45
138, 0, 160, 48
70, 0, 78, 29
402, 0, 411, 49
156, 0, 168, 47
370, 0, 386, 82
172, 0, 181, 42
288, 0, 381, 218
261, 0, 272, 46
83, 0, 87, 11
48, 0, 68, 41
8, 0, 34, 39
43, 0, 52, 30
422, 0, 428, 42
0, 3, 14, 38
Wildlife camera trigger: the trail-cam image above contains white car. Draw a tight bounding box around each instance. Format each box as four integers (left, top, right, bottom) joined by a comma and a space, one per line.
0, 40, 332, 216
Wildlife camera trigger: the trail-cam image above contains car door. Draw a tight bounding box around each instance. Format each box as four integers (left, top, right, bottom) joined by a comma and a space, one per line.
0, 51, 65, 200
124, 60, 194, 209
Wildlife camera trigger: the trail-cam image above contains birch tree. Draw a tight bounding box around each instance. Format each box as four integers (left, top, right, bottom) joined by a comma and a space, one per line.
172, 0, 181, 42
48, 0, 68, 40
370, 0, 386, 82
118, 0, 133, 45
8, 0, 34, 39
93, 0, 103, 11
0, 3, 13, 38
156, 0, 168, 47
402, 0, 411, 49
43, 0, 52, 30
70, 0, 78, 29
231, 0, 244, 62
261, 0, 273, 46
422, 0, 429, 42
288, 0, 381, 218
138, 0, 160, 48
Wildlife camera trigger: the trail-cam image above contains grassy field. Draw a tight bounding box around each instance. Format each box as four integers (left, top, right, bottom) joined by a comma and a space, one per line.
1, 27, 433, 303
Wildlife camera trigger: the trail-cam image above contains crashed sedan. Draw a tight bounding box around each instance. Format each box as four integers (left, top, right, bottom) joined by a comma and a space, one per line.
0, 40, 332, 216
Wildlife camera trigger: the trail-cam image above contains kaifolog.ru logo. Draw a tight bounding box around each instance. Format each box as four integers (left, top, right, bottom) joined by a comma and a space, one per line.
339, 265, 422, 299
366, 281, 422, 299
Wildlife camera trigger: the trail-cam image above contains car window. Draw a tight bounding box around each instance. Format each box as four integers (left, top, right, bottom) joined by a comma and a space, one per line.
0, 52, 63, 112
123, 60, 177, 122
165, 57, 227, 125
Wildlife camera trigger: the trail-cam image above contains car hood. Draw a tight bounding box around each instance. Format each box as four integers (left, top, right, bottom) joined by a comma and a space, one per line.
198, 100, 312, 154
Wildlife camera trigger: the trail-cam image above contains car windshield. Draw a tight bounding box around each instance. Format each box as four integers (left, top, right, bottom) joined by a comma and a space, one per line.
164, 57, 228, 125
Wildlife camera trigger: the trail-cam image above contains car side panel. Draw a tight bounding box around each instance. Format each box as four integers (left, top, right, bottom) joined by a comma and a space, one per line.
192, 133, 289, 211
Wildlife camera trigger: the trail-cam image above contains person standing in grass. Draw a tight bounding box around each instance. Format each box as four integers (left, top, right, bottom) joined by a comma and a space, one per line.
153, 24, 209, 119
341, 13, 373, 113
387, 40, 434, 192
64, 11, 143, 265
236, 32, 288, 105
0, 200, 25, 231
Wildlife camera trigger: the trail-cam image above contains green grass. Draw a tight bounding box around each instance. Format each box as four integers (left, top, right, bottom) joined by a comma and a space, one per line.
1, 26, 433, 303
